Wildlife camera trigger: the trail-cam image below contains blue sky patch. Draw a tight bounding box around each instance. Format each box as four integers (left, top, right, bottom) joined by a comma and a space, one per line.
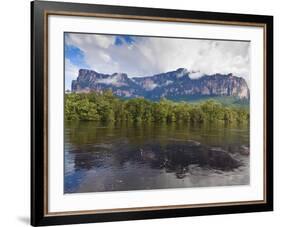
114, 35, 135, 46
65, 45, 88, 68
114, 37, 123, 46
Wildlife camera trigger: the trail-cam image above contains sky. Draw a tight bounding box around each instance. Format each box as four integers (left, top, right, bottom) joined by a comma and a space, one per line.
64, 33, 250, 90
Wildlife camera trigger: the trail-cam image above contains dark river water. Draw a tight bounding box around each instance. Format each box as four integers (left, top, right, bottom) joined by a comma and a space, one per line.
64, 121, 250, 193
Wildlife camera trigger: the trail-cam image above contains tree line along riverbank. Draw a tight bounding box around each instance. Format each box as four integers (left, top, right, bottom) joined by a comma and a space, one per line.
65, 91, 249, 124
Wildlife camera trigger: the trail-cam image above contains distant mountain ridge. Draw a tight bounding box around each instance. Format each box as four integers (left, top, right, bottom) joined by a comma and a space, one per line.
71, 68, 250, 101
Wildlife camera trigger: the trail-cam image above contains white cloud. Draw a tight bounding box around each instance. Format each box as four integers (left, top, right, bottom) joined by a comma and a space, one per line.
189, 71, 204, 79
65, 33, 250, 86
94, 35, 114, 48
99, 51, 111, 62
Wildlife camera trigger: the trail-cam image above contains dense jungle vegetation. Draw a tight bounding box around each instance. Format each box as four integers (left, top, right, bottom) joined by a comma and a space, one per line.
65, 91, 249, 124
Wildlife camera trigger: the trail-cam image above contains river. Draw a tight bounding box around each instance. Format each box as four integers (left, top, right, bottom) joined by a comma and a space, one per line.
64, 121, 249, 193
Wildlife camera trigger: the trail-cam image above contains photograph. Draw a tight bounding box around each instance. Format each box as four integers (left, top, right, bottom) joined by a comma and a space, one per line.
64, 32, 251, 193
31, 1, 273, 225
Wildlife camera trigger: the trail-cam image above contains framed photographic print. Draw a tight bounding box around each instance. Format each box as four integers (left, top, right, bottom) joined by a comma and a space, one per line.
31, 0, 273, 226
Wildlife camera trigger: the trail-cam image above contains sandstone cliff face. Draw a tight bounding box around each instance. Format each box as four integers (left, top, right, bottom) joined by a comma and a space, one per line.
71, 68, 250, 100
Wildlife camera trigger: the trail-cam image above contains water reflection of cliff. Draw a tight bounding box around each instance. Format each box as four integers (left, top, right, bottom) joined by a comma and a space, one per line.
64, 121, 249, 193
68, 139, 249, 178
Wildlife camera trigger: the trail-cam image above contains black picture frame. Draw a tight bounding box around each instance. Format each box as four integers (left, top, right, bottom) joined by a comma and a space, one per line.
31, 0, 273, 226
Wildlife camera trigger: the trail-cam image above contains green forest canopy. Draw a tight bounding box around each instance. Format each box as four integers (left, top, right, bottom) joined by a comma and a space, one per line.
65, 91, 249, 124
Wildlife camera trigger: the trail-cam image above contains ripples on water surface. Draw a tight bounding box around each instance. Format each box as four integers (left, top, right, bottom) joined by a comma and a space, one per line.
64, 122, 249, 193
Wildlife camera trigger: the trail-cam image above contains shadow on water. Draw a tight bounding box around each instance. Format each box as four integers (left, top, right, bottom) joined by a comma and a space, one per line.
64, 121, 249, 193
